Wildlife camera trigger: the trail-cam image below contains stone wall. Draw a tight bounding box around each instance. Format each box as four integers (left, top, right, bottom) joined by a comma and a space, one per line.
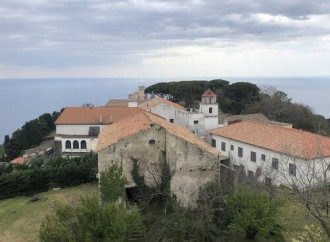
98, 125, 221, 207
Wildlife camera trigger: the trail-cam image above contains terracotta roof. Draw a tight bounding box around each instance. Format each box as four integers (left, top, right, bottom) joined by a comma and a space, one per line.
202, 89, 216, 97
55, 107, 143, 125
11, 157, 27, 165
97, 111, 221, 156
209, 121, 330, 159
139, 97, 185, 110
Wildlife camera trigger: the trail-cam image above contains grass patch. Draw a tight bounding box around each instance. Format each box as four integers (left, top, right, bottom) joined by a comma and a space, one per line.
0, 183, 97, 242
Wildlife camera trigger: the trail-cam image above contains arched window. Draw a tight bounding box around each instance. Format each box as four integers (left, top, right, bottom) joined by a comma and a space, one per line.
81, 140, 87, 149
209, 107, 213, 113
73, 140, 79, 149
65, 140, 71, 149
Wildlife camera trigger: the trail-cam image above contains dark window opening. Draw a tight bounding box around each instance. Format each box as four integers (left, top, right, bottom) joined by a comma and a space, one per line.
149, 139, 156, 144
89, 126, 100, 136
265, 177, 272, 186
73, 140, 79, 149
211, 139, 216, 148
261, 154, 266, 161
289, 163, 296, 176
170, 119, 174, 123
250, 151, 256, 162
65, 140, 71, 149
221, 142, 226, 151
194, 120, 199, 124
231, 145, 234, 151
81, 140, 87, 149
238, 147, 243, 157
272, 158, 279, 170
209, 107, 213, 113
248, 170, 254, 179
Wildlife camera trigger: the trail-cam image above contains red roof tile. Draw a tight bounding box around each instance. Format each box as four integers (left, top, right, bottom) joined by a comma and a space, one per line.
55, 107, 143, 125
97, 111, 220, 156
139, 97, 185, 110
11, 157, 27, 165
202, 89, 216, 97
209, 121, 330, 159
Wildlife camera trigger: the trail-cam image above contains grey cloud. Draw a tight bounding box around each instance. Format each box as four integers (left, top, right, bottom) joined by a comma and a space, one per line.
0, 0, 330, 68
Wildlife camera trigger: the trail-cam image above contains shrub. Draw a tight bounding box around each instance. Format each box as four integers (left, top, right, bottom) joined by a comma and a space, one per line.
39, 195, 143, 242
99, 164, 127, 203
0, 153, 98, 200
227, 185, 283, 240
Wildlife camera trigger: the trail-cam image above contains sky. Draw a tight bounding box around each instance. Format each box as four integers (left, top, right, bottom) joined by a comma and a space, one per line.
0, 0, 330, 78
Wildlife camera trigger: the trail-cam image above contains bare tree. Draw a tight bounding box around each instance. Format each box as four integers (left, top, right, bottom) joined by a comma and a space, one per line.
261, 140, 330, 238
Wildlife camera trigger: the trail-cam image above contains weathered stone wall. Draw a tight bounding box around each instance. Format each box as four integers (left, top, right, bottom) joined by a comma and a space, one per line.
98, 126, 221, 207
165, 133, 220, 206
98, 125, 166, 187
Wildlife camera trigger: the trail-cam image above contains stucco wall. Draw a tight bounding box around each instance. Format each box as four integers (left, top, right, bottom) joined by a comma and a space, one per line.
98, 126, 166, 187
166, 133, 221, 206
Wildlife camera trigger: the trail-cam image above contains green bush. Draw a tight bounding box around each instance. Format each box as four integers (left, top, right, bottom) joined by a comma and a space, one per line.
0, 153, 98, 200
40, 194, 143, 241
100, 164, 127, 203
227, 185, 283, 240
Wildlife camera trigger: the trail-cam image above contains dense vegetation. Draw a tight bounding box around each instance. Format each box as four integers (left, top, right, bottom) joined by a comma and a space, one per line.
0, 153, 97, 200
146, 80, 330, 135
40, 165, 143, 242
3, 110, 62, 161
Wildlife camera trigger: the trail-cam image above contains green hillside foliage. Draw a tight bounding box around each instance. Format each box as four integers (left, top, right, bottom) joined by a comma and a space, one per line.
146, 80, 330, 136
0, 153, 98, 200
4, 110, 62, 160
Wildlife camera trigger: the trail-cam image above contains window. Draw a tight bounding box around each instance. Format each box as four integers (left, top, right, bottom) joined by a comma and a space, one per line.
289, 163, 296, 176
149, 139, 156, 145
250, 151, 256, 162
221, 142, 226, 151
211, 139, 216, 148
170, 119, 174, 123
209, 107, 213, 113
73, 140, 79, 149
81, 140, 87, 149
272, 158, 279, 170
261, 154, 266, 161
89, 126, 100, 136
265, 177, 272, 186
231, 145, 234, 151
65, 140, 71, 149
194, 120, 199, 124
238, 147, 243, 157
248, 170, 254, 179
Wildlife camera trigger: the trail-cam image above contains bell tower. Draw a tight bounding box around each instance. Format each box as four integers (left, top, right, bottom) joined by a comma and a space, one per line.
199, 89, 219, 130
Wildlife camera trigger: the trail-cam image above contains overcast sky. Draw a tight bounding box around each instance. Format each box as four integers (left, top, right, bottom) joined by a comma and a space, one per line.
1, 0, 330, 78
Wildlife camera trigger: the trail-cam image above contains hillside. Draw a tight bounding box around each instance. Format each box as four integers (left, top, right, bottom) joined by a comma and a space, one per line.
0, 184, 97, 242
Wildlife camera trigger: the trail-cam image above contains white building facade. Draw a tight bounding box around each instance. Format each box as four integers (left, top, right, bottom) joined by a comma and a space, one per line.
209, 121, 330, 187
139, 89, 220, 136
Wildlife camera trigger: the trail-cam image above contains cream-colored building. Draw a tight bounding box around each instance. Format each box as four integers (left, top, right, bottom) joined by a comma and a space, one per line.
97, 111, 226, 207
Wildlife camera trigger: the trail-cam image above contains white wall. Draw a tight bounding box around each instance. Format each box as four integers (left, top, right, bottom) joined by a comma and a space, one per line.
56, 124, 107, 136
210, 134, 330, 187
55, 136, 98, 153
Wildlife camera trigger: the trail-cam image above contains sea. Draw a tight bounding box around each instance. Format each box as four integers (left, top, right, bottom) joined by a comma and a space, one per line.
0, 77, 329, 143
